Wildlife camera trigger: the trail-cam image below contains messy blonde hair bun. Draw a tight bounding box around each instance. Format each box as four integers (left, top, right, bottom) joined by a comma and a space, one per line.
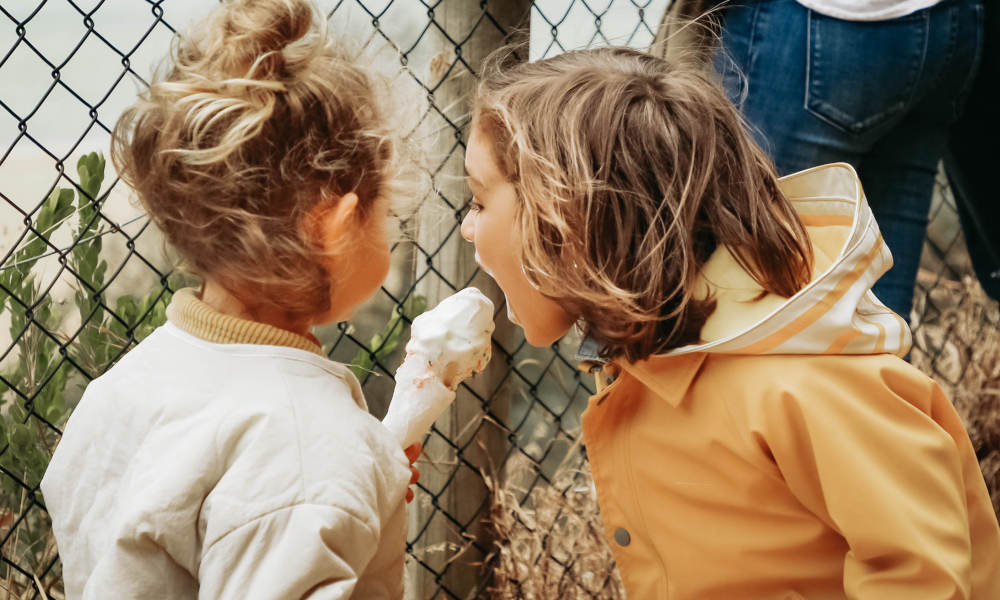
113, 0, 402, 321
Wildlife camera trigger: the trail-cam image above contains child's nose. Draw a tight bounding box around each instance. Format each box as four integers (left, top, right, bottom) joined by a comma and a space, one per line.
460, 210, 475, 242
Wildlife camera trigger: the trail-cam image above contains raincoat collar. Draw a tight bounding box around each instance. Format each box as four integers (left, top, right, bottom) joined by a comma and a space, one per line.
619, 352, 708, 407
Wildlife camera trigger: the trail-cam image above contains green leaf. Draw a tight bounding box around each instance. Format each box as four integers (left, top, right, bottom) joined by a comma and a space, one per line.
132, 292, 169, 343
77, 152, 106, 204
94, 260, 108, 287
74, 289, 92, 321
36, 294, 59, 329
73, 164, 109, 301
348, 294, 427, 379
33, 362, 68, 424
2, 365, 23, 400
46, 188, 76, 230
10, 301, 27, 334
108, 315, 127, 341
43, 403, 63, 424
36, 344, 51, 378
38, 188, 62, 229
8, 400, 27, 424
111, 295, 140, 344
151, 296, 168, 325
18, 188, 74, 274
25, 449, 48, 488
10, 423, 32, 454
0, 272, 14, 312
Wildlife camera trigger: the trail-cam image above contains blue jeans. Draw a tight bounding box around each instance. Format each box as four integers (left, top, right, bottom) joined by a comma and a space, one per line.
716, 0, 984, 321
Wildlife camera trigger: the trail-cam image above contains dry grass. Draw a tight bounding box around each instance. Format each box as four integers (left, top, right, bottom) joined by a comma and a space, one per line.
912, 273, 1000, 513
482, 452, 625, 600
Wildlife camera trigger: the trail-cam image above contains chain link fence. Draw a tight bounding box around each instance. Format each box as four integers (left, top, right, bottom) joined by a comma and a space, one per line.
0, 1, 996, 599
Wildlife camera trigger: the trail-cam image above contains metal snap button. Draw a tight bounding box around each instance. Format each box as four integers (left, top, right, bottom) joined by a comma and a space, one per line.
614, 527, 631, 547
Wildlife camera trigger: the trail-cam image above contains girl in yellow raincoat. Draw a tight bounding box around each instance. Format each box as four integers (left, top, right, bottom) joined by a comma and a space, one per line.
460, 46, 1000, 599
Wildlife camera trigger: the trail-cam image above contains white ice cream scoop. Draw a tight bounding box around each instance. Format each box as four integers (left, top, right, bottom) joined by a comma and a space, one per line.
382, 288, 495, 448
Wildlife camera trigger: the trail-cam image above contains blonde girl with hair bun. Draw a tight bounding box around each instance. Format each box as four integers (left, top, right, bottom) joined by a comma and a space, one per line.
40, 1, 491, 597
462, 46, 1000, 598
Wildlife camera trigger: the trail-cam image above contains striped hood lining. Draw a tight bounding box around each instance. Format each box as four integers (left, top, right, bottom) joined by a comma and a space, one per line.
670, 162, 911, 358
576, 162, 911, 364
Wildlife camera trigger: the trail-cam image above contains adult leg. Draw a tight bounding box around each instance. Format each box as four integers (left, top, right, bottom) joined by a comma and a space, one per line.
943, 1, 998, 301
715, 0, 898, 175
858, 0, 983, 319
857, 124, 944, 320
716, 0, 983, 320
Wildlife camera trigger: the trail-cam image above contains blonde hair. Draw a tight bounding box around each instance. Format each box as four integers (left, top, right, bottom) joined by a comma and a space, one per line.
474, 47, 814, 362
112, 0, 406, 322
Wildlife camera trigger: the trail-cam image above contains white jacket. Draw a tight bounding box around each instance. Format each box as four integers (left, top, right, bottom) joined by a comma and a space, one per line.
41, 321, 411, 599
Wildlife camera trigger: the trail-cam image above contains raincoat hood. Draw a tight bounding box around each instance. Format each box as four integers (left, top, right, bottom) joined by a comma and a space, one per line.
687, 162, 910, 357
580, 162, 912, 362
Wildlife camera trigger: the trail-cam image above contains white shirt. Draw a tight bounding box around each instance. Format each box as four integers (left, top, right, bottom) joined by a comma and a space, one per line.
41, 322, 411, 599
797, 0, 941, 21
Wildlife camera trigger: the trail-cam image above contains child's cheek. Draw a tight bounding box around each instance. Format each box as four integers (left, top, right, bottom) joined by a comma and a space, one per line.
473, 215, 504, 279
374, 246, 390, 289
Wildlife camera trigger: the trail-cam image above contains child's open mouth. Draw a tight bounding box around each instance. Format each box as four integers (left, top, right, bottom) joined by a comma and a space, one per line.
475, 251, 520, 325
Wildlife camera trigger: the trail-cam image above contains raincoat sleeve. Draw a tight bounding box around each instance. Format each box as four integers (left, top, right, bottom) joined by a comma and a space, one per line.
197, 502, 384, 599
753, 358, 973, 599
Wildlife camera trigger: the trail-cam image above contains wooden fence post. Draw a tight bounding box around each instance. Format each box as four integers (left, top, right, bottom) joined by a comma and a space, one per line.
408, 1, 531, 598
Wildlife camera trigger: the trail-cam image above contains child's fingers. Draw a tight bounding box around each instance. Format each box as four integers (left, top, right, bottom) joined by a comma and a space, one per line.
403, 445, 421, 504
404, 442, 423, 464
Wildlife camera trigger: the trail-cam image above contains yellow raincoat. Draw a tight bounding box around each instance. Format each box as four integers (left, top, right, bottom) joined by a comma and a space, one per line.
581, 164, 1000, 599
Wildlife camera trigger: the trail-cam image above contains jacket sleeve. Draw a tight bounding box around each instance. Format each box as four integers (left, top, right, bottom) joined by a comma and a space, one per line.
353, 499, 408, 599
197, 502, 384, 600
753, 358, 973, 599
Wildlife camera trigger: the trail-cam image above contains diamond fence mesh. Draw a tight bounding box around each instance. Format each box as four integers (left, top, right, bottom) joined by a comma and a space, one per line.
0, 1, 996, 599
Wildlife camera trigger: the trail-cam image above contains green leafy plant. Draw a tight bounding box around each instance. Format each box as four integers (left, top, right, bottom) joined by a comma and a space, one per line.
349, 294, 427, 380
0, 152, 177, 597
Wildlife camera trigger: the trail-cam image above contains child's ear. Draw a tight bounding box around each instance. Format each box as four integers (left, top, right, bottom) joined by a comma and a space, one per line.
314, 192, 360, 250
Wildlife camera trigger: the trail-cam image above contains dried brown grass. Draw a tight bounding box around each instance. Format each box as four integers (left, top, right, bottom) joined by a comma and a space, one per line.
482, 452, 625, 600
912, 272, 1000, 513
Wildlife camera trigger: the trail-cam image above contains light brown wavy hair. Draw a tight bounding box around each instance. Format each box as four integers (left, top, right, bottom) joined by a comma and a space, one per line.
112, 0, 408, 322
474, 47, 814, 362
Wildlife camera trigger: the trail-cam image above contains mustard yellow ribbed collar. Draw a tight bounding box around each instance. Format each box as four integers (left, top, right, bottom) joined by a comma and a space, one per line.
166, 287, 325, 357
